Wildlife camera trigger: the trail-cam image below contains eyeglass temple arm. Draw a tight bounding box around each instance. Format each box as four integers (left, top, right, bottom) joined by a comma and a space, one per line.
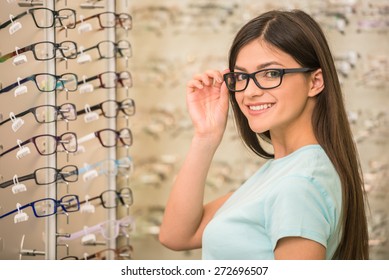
0, 107, 35, 126
58, 13, 96, 32
0, 11, 28, 30
0, 44, 34, 63
0, 76, 33, 94
0, 173, 35, 189
77, 132, 97, 145
0, 202, 31, 219
57, 221, 103, 242
76, 103, 102, 116
0, 138, 31, 158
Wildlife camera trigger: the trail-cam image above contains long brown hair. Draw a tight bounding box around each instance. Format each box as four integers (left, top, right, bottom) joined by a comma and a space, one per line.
228, 10, 369, 259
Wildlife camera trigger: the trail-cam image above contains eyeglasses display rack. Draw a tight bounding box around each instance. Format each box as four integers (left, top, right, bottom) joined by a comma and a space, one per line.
0, 0, 134, 260
1, 0, 388, 261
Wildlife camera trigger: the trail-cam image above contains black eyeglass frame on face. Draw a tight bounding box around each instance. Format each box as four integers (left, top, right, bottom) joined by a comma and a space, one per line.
76, 98, 135, 119
0, 41, 78, 63
0, 103, 77, 126
223, 67, 316, 92
0, 8, 76, 30
0, 194, 80, 220
0, 132, 78, 158
0, 165, 79, 189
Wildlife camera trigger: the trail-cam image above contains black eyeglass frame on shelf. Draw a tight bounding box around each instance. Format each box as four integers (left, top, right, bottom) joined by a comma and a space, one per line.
0, 8, 76, 30
0, 103, 77, 126
76, 40, 132, 60
0, 165, 79, 189
71, 12, 132, 30
76, 98, 135, 119
77, 128, 133, 148
0, 72, 79, 94
0, 41, 78, 63
80, 71, 132, 89
0, 194, 80, 220
78, 187, 134, 209
0, 132, 78, 158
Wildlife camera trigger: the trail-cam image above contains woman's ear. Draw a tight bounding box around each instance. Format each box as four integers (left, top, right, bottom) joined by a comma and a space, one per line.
308, 68, 325, 97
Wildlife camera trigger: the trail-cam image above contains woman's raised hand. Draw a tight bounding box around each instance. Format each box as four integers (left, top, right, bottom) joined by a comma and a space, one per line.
186, 69, 230, 145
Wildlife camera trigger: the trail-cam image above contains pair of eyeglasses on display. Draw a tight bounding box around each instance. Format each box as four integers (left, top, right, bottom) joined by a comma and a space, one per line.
78, 71, 132, 93
78, 156, 134, 182
0, 73, 78, 96
223, 68, 316, 92
0, 103, 77, 127
77, 98, 135, 120
58, 215, 135, 243
61, 245, 133, 260
74, 40, 132, 63
0, 41, 78, 64
0, 194, 80, 223
0, 132, 77, 159
78, 187, 134, 210
0, 8, 76, 32
0, 165, 79, 190
60, 12, 132, 31
77, 128, 132, 149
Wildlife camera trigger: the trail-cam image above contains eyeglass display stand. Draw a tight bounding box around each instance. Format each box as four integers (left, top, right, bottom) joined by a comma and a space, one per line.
0, 0, 125, 260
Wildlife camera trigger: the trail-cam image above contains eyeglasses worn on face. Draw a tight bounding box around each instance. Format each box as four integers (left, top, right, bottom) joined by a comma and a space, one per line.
0, 194, 80, 221
0, 165, 79, 189
0, 103, 77, 126
0, 8, 76, 30
223, 68, 315, 92
0, 132, 78, 158
0, 73, 78, 95
0, 41, 78, 63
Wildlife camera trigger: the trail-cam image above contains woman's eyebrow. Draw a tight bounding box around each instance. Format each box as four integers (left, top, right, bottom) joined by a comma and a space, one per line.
234, 61, 284, 72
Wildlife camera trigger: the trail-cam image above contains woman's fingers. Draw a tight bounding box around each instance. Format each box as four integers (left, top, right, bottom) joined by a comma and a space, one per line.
187, 70, 225, 93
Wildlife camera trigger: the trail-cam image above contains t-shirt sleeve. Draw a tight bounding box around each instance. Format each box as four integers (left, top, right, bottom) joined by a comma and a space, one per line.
264, 175, 334, 250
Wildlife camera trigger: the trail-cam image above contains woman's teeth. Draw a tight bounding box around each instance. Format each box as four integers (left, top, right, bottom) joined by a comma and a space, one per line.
249, 103, 273, 111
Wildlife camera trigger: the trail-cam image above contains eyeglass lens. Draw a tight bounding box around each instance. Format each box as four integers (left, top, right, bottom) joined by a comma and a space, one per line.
99, 72, 132, 88
225, 70, 283, 91
32, 133, 76, 155
30, 9, 75, 29
33, 199, 56, 217
100, 99, 135, 118
34, 165, 78, 184
33, 103, 76, 123
33, 73, 77, 92
100, 188, 133, 208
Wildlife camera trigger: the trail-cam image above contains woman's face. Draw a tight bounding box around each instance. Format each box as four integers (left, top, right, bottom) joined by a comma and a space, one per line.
233, 39, 315, 139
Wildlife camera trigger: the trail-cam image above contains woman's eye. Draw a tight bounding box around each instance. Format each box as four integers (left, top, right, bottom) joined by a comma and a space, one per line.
265, 70, 281, 78
235, 73, 247, 81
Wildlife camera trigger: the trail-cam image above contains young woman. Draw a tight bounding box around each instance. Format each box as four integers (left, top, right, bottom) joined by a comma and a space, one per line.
159, 9, 369, 260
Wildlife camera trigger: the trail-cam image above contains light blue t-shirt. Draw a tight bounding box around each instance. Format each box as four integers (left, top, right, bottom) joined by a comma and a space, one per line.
202, 145, 342, 260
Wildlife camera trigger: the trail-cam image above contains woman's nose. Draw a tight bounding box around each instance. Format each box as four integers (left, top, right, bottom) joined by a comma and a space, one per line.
243, 77, 265, 98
